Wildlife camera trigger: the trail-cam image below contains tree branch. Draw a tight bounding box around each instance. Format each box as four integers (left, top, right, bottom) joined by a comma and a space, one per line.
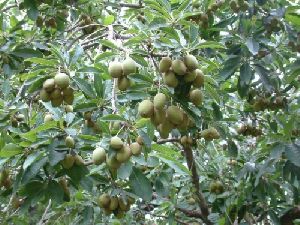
156, 138, 180, 144
119, 1, 143, 9
1, 4, 18, 13
177, 207, 203, 218
280, 206, 300, 225
183, 145, 212, 225
37, 199, 52, 225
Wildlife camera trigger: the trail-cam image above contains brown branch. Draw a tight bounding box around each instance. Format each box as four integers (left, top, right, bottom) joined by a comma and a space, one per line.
280, 206, 300, 225
156, 138, 180, 144
84, 160, 93, 166
183, 145, 212, 225
177, 207, 203, 218
1, 4, 18, 13
119, 1, 143, 9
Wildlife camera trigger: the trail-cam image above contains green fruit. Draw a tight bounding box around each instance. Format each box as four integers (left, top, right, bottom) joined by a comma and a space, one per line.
65, 105, 73, 112
171, 59, 187, 75
43, 79, 55, 92
109, 61, 123, 78
50, 88, 63, 99
63, 89, 74, 104
193, 70, 205, 88
40, 89, 51, 102
54, 73, 70, 89
109, 196, 119, 211
74, 155, 84, 166
62, 154, 75, 169
138, 100, 154, 118
51, 97, 63, 107
188, 197, 196, 205
118, 197, 129, 211
184, 55, 198, 71
130, 142, 142, 155
153, 93, 167, 110
157, 120, 173, 138
62, 87, 74, 97
84, 112, 92, 120
189, 89, 203, 106
92, 147, 106, 165
163, 71, 178, 88
116, 145, 131, 162
201, 127, 220, 141
65, 136, 75, 148
16, 114, 25, 122
136, 136, 144, 145
201, 13, 208, 22
159, 57, 172, 73
151, 108, 166, 126
177, 113, 189, 131
98, 193, 111, 208
122, 58, 136, 76
110, 136, 124, 150
117, 76, 130, 91
44, 113, 53, 122
184, 70, 197, 82
166, 106, 183, 125
106, 156, 121, 169
209, 182, 218, 193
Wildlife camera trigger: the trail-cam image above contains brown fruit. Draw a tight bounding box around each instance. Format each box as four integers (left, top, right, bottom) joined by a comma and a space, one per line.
122, 58, 137, 76
184, 55, 198, 71
118, 76, 131, 91
98, 193, 111, 208
62, 154, 75, 169
193, 70, 205, 88
109, 197, 119, 211
159, 57, 172, 73
43, 78, 55, 92
110, 136, 124, 150
171, 59, 187, 75
108, 61, 123, 78
62, 87, 74, 97
84, 111, 92, 120
157, 120, 174, 138
54, 73, 70, 89
92, 147, 106, 165
40, 89, 51, 102
153, 93, 167, 110
151, 108, 166, 126
118, 197, 129, 211
138, 100, 154, 118
177, 113, 189, 131
116, 145, 132, 162
189, 89, 203, 106
166, 106, 183, 125
130, 142, 142, 155
163, 71, 178, 88
65, 136, 75, 148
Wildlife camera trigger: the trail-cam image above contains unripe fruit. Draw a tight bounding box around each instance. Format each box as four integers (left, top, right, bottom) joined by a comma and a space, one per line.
189, 89, 203, 106
130, 142, 142, 155
118, 198, 129, 211
201, 127, 220, 141
62, 87, 74, 97
201, 13, 208, 22
51, 97, 63, 107
106, 156, 121, 169
180, 136, 189, 146
92, 147, 106, 165
122, 58, 137, 76
65, 136, 75, 148
166, 106, 183, 125
184, 70, 197, 82
188, 197, 196, 205
151, 108, 166, 126
40, 89, 51, 102
136, 136, 144, 145
74, 155, 84, 166
163, 71, 178, 88
110, 136, 124, 150
43, 79, 55, 92
62, 154, 75, 169
50, 88, 63, 99
109, 196, 119, 211
172, 59, 187, 75
159, 57, 172, 73
184, 55, 198, 71
118, 76, 130, 91
116, 145, 132, 162
193, 70, 205, 88
177, 113, 189, 131
153, 93, 167, 110
64, 94, 74, 105
65, 105, 73, 112
108, 61, 123, 78
54, 73, 70, 89
138, 100, 154, 118
44, 113, 53, 122
98, 193, 111, 208
157, 120, 173, 138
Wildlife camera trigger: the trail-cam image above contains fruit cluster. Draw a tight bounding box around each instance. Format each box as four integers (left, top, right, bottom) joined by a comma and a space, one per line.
159, 55, 204, 106
92, 136, 142, 170
61, 153, 84, 169
230, 0, 249, 13
138, 93, 195, 138
10, 113, 25, 128
98, 193, 135, 218
200, 127, 220, 141
83, 111, 102, 133
252, 96, 285, 112
0, 169, 11, 189
40, 73, 74, 107
209, 181, 224, 194
108, 58, 137, 91
237, 124, 262, 137
265, 17, 281, 37
79, 15, 97, 34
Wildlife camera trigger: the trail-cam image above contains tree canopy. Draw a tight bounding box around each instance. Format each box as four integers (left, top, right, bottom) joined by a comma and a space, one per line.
1, 0, 300, 224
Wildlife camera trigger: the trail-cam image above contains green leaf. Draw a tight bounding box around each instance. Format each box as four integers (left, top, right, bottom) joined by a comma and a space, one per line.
73, 77, 96, 98
0, 143, 23, 158
228, 140, 238, 158
11, 48, 43, 58
220, 55, 240, 80
285, 143, 300, 167
118, 161, 133, 179
95, 52, 117, 62
285, 6, 300, 27
99, 40, 118, 50
129, 167, 153, 201
22, 157, 48, 184
94, 73, 103, 98
20, 121, 58, 142
24, 57, 57, 66
103, 15, 115, 25
195, 41, 225, 50
100, 114, 126, 122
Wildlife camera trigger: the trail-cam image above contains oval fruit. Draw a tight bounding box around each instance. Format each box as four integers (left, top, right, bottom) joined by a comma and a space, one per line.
54, 73, 70, 89
166, 106, 183, 125
193, 70, 205, 88
118, 76, 130, 91
130, 142, 142, 155
138, 100, 154, 118
171, 59, 187, 75
61, 154, 75, 169
43, 79, 55, 92
98, 193, 111, 208
163, 71, 178, 88
65, 136, 75, 148
184, 55, 198, 71
189, 89, 203, 106
92, 147, 106, 165
122, 58, 136, 76
116, 145, 131, 162
153, 93, 167, 110
159, 57, 172, 73
44, 113, 53, 122
110, 136, 124, 150
40, 89, 51, 102
108, 61, 123, 78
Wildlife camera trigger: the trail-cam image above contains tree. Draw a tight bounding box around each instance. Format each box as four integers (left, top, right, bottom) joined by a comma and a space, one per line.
0, 0, 300, 224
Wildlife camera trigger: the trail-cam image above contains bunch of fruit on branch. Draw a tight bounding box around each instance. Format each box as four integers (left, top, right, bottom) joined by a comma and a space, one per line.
40, 72, 74, 107
230, 0, 249, 13
237, 124, 262, 137
98, 193, 135, 218
159, 55, 204, 106
252, 96, 285, 112
92, 136, 142, 170
108, 58, 137, 91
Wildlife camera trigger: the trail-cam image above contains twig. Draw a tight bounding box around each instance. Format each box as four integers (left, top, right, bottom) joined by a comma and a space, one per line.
1, 4, 18, 13
38, 199, 52, 225
84, 160, 93, 166
183, 146, 212, 225
177, 207, 203, 218
119, 1, 143, 9
156, 138, 180, 144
